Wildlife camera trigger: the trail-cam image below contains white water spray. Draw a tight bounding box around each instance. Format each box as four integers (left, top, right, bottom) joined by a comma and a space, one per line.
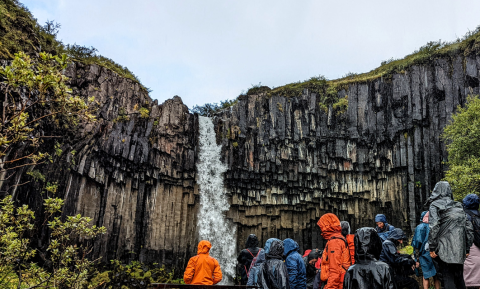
196, 116, 237, 284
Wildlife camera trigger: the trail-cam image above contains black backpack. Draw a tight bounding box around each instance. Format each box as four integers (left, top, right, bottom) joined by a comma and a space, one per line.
465, 209, 480, 248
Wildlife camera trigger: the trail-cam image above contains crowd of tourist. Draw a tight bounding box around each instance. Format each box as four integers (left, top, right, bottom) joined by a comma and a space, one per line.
183, 181, 479, 289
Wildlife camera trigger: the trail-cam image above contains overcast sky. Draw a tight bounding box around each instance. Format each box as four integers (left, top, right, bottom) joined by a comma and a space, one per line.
21, 0, 480, 109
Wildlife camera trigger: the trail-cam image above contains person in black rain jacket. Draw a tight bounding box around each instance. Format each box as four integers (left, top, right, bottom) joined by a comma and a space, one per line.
258, 239, 290, 289
344, 227, 394, 289
379, 228, 419, 289
237, 234, 262, 285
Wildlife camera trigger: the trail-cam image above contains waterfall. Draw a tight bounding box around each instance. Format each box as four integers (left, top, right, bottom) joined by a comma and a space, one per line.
196, 116, 237, 284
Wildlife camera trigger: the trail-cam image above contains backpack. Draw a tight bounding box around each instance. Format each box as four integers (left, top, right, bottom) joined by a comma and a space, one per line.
247, 249, 262, 277
320, 236, 351, 283
465, 209, 480, 248
244, 249, 260, 278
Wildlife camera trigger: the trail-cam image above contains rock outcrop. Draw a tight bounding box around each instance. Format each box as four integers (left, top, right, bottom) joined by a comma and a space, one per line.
5, 53, 480, 269
215, 55, 480, 252
11, 62, 199, 269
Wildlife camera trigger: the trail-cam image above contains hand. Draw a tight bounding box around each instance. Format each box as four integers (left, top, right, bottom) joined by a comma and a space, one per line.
430, 251, 437, 259
416, 262, 420, 268
466, 254, 469, 258
411, 265, 415, 271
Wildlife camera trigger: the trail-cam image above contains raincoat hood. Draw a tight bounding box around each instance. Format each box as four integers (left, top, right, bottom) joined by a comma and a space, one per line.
245, 234, 259, 248
354, 227, 383, 262
266, 240, 284, 259
427, 181, 454, 205
264, 238, 281, 254
283, 238, 299, 256
375, 214, 387, 223
341, 221, 351, 237
317, 213, 342, 239
307, 250, 319, 262
197, 240, 212, 254
420, 211, 428, 222
463, 194, 480, 210
387, 228, 406, 242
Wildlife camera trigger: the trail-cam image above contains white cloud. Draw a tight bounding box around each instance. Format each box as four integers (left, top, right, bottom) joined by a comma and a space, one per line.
22, 0, 480, 108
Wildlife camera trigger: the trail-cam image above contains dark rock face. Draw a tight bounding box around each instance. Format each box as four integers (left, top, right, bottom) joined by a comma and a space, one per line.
4, 54, 480, 269
214, 55, 480, 253
9, 62, 199, 269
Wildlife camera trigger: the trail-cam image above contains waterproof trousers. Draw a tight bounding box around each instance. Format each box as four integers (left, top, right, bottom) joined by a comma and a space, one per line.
437, 258, 466, 289
393, 275, 419, 289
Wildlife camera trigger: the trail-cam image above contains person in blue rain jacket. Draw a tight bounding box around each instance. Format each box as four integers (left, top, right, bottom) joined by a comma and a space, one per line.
375, 214, 395, 241
380, 228, 419, 289
411, 211, 440, 289
283, 238, 306, 289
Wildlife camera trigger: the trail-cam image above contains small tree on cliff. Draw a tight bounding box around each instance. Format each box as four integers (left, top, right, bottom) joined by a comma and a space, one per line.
0, 51, 96, 194
442, 95, 480, 200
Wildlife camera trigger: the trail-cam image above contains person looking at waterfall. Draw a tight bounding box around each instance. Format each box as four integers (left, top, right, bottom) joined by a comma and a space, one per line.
374, 214, 395, 241
264, 238, 281, 254
183, 240, 223, 285
343, 227, 394, 289
283, 238, 306, 289
237, 234, 262, 285
247, 249, 267, 287
317, 213, 351, 289
340, 221, 355, 265
258, 239, 290, 289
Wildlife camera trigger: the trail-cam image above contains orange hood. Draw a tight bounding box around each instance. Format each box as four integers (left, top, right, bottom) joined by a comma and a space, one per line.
317, 213, 342, 240
197, 240, 212, 255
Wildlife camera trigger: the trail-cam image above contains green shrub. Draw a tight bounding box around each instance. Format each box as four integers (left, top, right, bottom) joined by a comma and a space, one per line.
139, 107, 150, 119
442, 95, 480, 200
91, 260, 184, 289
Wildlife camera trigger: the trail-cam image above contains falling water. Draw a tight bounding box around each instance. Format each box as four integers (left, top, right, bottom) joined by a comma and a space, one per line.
196, 116, 237, 284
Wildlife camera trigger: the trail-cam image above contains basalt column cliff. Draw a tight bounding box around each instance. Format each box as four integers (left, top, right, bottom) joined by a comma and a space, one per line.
215, 55, 480, 252
5, 53, 480, 269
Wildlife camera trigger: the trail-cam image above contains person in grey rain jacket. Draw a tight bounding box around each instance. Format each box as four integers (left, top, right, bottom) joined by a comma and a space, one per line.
427, 181, 474, 289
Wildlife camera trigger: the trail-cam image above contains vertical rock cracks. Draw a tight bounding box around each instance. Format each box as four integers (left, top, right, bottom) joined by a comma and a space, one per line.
2, 54, 480, 271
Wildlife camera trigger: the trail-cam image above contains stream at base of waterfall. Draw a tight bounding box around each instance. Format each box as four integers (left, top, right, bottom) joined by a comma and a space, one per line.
196, 116, 237, 285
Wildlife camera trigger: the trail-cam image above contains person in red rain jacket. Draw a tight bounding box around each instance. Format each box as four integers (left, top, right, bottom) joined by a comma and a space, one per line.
318, 213, 351, 289
341, 221, 355, 265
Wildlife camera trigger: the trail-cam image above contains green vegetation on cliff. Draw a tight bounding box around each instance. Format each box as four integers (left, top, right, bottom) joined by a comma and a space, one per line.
0, 0, 148, 91
195, 26, 480, 117
443, 95, 480, 200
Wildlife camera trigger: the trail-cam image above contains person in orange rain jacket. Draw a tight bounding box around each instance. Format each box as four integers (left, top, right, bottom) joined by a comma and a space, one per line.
183, 240, 223, 285
340, 221, 355, 265
318, 213, 351, 289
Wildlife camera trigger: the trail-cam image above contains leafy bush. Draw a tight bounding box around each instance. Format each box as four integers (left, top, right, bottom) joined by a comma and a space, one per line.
191, 99, 238, 117
139, 107, 150, 119
0, 195, 106, 288
0, 51, 96, 187
442, 95, 480, 200
91, 260, 184, 289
